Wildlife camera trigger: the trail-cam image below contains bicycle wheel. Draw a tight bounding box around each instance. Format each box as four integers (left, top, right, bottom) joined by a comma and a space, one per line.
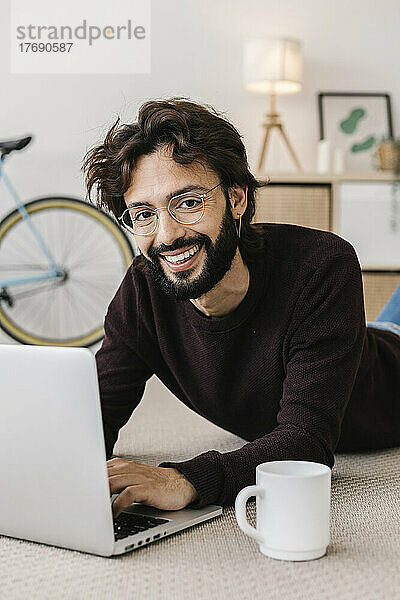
0, 197, 135, 346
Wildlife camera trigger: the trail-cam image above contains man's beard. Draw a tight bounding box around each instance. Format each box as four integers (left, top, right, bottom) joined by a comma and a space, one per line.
144, 204, 239, 301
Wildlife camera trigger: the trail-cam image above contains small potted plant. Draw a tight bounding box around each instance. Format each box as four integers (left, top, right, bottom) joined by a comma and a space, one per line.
376, 137, 400, 175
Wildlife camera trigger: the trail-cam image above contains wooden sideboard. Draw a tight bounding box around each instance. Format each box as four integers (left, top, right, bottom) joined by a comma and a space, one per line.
254, 171, 400, 321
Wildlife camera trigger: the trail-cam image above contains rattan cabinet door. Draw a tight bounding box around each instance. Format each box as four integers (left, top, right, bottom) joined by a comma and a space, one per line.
362, 271, 400, 322
254, 184, 331, 231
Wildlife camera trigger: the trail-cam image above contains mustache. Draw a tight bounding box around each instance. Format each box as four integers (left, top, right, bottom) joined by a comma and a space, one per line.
148, 234, 208, 260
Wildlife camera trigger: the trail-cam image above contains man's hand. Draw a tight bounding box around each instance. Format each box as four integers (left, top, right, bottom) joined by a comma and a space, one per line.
107, 458, 199, 518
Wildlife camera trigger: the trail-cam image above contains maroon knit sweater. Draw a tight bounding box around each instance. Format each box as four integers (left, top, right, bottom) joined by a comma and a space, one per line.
95, 223, 400, 508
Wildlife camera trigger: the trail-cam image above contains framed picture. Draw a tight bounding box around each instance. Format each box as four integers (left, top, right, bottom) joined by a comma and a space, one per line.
318, 92, 394, 171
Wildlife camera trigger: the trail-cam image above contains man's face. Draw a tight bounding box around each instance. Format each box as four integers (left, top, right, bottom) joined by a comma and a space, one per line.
123, 148, 239, 300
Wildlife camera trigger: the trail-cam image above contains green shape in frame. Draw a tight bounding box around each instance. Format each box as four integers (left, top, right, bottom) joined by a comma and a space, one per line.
351, 136, 376, 153
339, 107, 366, 134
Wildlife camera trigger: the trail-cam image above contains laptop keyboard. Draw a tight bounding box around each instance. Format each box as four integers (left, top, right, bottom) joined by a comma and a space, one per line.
113, 512, 169, 541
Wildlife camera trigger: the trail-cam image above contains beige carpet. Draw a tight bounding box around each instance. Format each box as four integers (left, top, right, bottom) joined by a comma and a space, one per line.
1, 376, 400, 600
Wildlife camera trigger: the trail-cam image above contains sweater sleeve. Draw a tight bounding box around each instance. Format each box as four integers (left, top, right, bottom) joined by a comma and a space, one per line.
95, 278, 153, 460
158, 251, 367, 508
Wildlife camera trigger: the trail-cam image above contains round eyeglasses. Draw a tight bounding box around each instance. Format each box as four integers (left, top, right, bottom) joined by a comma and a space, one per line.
118, 182, 223, 236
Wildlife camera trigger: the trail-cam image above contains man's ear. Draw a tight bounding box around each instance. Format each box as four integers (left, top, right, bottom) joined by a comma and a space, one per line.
229, 185, 248, 216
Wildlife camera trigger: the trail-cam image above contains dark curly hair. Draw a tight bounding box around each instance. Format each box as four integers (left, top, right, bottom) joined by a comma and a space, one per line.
82, 97, 270, 264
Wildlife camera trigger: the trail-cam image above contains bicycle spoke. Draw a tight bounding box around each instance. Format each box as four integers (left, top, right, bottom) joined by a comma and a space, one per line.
69, 278, 110, 314
67, 280, 98, 331
0, 264, 50, 271
63, 225, 109, 266
7, 281, 60, 300
1, 228, 43, 267
61, 211, 97, 265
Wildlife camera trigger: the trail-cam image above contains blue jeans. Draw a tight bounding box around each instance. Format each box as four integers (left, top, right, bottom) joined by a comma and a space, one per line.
366, 281, 400, 338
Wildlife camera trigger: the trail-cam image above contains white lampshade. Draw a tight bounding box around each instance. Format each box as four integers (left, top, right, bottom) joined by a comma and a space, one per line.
243, 37, 303, 95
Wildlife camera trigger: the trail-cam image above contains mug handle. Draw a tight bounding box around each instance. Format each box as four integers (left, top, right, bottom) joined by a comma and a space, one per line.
235, 485, 265, 544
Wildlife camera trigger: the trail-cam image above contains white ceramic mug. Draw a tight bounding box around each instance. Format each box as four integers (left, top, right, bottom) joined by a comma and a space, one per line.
235, 460, 331, 561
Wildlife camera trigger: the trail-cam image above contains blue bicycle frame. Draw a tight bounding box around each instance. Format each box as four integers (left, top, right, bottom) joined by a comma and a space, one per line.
0, 158, 62, 288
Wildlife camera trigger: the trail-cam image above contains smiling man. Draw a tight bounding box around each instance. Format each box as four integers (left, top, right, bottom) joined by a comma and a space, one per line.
83, 98, 400, 518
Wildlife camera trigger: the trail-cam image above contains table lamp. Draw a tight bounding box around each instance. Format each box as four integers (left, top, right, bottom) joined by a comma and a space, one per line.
243, 37, 303, 172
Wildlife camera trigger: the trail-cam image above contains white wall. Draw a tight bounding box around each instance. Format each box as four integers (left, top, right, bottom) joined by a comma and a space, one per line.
1, 0, 399, 345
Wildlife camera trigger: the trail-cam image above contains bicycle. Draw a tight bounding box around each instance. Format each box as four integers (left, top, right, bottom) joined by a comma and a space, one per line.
0, 135, 135, 347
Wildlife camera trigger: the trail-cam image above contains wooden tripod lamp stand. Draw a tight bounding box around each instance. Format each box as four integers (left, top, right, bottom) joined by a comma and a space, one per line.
243, 38, 303, 173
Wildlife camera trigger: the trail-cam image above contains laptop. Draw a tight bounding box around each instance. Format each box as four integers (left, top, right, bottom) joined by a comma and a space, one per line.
0, 344, 222, 557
